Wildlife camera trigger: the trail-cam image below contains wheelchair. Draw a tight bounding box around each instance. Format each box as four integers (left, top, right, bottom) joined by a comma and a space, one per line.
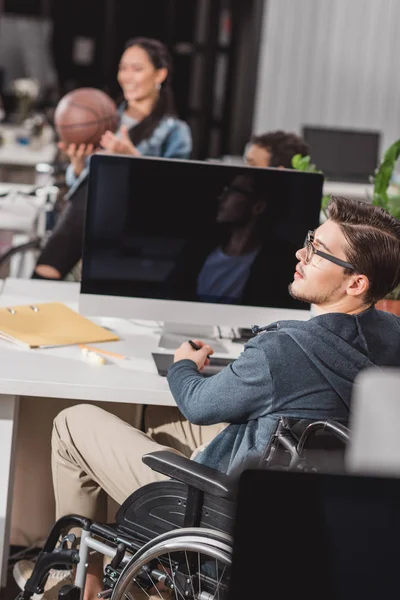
17, 417, 350, 600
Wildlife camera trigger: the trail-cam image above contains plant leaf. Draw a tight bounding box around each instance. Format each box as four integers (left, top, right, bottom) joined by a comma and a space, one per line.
291, 154, 303, 170
372, 138, 400, 211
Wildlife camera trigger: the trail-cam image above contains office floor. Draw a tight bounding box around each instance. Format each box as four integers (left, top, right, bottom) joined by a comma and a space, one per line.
2, 546, 41, 600
2, 576, 19, 600
2, 559, 21, 600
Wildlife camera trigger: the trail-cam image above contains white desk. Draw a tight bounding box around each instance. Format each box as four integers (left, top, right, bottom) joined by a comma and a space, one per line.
0, 278, 177, 587
0, 279, 179, 405
0, 141, 57, 168
0, 183, 35, 195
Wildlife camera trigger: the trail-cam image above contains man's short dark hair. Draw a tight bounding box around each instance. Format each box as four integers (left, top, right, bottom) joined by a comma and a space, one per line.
249, 131, 309, 168
327, 196, 400, 303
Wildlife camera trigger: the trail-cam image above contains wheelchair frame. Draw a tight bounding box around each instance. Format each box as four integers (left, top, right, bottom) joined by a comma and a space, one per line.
263, 417, 350, 471
18, 417, 349, 600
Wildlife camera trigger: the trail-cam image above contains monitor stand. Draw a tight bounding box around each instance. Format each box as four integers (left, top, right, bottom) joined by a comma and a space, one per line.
158, 322, 228, 353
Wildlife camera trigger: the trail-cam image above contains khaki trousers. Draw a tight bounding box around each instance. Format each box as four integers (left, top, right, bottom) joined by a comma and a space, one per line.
51, 403, 227, 522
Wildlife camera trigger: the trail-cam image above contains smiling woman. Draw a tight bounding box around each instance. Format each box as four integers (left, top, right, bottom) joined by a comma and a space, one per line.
33, 37, 193, 282
99, 37, 192, 158
60, 36, 193, 184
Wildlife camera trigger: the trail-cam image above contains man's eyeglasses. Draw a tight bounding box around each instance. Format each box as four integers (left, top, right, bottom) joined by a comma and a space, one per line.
304, 230, 355, 270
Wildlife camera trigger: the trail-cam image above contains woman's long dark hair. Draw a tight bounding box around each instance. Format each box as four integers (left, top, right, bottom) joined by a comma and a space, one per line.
122, 37, 177, 145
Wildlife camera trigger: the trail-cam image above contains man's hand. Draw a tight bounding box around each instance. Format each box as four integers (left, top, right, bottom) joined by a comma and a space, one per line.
173, 339, 214, 371
58, 142, 95, 177
99, 125, 141, 156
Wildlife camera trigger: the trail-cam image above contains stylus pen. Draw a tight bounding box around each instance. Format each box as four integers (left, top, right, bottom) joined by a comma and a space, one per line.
188, 339, 212, 359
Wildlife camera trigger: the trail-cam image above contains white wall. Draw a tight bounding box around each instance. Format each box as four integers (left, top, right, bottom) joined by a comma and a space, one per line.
253, 0, 400, 160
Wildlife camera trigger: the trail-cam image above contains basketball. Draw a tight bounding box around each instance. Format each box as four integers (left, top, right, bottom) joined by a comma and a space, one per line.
54, 87, 119, 146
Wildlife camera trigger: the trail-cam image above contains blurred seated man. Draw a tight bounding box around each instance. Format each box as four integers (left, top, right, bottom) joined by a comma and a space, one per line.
244, 130, 309, 168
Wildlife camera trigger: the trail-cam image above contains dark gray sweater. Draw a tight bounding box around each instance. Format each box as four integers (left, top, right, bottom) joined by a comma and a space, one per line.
167, 307, 400, 474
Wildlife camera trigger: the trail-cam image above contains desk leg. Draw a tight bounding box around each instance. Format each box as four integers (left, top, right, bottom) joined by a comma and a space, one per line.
0, 395, 19, 588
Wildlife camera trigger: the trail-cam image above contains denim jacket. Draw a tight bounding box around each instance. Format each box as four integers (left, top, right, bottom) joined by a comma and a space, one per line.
65, 112, 192, 193
134, 115, 192, 159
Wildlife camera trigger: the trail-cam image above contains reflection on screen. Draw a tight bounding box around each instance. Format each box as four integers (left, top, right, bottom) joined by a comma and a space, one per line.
82, 156, 323, 310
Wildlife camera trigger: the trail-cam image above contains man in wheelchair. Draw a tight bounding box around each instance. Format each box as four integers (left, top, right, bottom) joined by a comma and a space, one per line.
15, 196, 400, 600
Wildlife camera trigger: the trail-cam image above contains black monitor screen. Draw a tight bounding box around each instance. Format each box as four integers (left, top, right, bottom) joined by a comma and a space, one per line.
228, 470, 400, 600
82, 155, 323, 310
303, 126, 380, 183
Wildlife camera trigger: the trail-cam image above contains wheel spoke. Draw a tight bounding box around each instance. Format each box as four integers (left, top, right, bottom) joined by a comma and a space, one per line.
127, 584, 150, 599
158, 560, 179, 599
184, 551, 196, 598
142, 570, 164, 600
112, 533, 231, 600
213, 563, 227, 600
198, 552, 201, 598
168, 553, 186, 600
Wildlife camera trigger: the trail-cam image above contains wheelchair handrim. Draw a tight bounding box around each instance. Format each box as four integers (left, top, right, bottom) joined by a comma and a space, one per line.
112, 535, 231, 600
121, 527, 233, 573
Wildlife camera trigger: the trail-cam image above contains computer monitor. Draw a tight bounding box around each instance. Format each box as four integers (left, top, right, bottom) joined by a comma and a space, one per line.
79, 155, 323, 335
228, 469, 400, 600
302, 125, 380, 183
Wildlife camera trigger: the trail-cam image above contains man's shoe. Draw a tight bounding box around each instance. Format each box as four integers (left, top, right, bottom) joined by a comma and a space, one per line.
13, 559, 73, 600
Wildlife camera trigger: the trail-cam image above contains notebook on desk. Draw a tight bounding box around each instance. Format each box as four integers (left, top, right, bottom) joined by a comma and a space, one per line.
0, 302, 119, 348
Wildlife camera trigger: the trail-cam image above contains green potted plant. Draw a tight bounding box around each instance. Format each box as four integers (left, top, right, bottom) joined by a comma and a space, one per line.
371, 138, 400, 313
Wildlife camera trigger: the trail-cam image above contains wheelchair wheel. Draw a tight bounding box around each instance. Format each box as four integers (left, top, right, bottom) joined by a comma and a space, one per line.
112, 528, 232, 600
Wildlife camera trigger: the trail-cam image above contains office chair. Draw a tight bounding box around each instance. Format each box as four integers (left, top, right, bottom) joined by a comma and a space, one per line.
0, 184, 59, 278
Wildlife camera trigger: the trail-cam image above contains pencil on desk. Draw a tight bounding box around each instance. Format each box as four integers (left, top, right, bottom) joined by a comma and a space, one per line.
78, 344, 126, 359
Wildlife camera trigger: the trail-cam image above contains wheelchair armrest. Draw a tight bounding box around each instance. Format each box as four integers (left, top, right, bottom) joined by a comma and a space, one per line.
142, 450, 236, 500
